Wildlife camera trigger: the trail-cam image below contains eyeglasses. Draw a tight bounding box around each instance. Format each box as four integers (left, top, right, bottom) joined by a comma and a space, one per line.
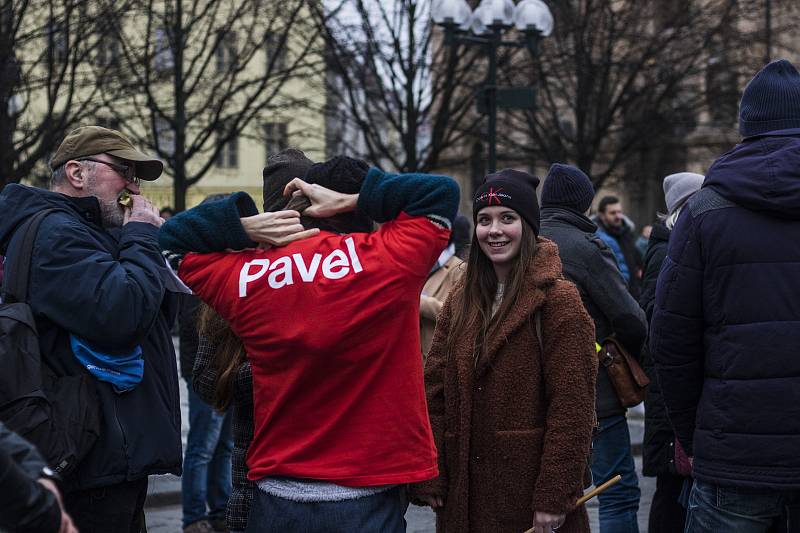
77, 157, 140, 185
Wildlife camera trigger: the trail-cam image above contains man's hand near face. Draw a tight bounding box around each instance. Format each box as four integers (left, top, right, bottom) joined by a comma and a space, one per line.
123, 194, 163, 227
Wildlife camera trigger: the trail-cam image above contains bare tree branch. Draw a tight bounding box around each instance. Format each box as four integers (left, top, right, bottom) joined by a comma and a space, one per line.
0, 0, 124, 189
498, 0, 742, 189
96, 0, 322, 210
318, 0, 482, 172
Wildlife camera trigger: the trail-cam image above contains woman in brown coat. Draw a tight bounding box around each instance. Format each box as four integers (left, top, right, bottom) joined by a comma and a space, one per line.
410, 169, 598, 533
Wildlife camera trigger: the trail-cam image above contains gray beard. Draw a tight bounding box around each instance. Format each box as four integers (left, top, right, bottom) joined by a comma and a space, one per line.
85, 172, 124, 228
97, 196, 125, 228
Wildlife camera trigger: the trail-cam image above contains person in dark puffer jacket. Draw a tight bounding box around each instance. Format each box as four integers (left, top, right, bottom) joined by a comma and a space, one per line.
650, 59, 800, 533
0, 127, 182, 533
639, 172, 703, 533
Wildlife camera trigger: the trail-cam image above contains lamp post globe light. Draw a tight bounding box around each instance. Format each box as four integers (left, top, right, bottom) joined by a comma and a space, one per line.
477, 0, 515, 27
432, 0, 472, 26
514, 0, 553, 35
432, 0, 552, 172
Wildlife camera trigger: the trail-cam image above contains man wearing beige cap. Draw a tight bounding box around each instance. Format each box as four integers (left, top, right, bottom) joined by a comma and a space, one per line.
0, 126, 182, 532
48, 125, 165, 228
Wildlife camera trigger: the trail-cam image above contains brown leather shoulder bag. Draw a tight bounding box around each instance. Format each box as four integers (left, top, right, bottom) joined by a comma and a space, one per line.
598, 337, 649, 408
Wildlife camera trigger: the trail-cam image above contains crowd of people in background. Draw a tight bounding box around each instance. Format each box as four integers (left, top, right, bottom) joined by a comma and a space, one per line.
1, 57, 800, 533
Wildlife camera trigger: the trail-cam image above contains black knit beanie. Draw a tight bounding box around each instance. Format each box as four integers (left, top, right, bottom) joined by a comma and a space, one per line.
739, 59, 800, 138
262, 148, 314, 211
473, 168, 541, 235
302, 155, 372, 233
541, 163, 595, 213
304, 156, 369, 194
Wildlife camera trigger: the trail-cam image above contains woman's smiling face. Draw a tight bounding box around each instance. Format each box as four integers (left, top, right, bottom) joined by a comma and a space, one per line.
475, 206, 523, 269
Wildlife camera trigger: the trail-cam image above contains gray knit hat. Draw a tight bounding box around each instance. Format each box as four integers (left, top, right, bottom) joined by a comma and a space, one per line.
663, 172, 704, 215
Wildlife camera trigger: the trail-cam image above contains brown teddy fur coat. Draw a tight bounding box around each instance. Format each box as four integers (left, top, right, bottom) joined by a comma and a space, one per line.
410, 238, 598, 533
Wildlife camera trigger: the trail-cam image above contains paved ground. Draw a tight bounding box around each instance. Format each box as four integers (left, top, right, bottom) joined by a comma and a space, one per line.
145, 338, 655, 532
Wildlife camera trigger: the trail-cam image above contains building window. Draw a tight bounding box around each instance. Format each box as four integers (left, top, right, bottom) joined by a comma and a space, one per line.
216, 31, 237, 73
216, 132, 239, 169
96, 20, 122, 67
706, 53, 738, 125
264, 123, 288, 161
654, 0, 690, 30
265, 33, 287, 72
96, 116, 120, 131
97, 37, 121, 67
154, 27, 174, 71
49, 22, 68, 64
155, 117, 175, 156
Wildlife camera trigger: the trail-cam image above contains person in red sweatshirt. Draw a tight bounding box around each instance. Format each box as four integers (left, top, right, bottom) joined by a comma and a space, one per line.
159, 165, 459, 533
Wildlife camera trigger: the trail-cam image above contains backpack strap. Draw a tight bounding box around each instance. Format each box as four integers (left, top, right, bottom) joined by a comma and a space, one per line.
3, 209, 60, 304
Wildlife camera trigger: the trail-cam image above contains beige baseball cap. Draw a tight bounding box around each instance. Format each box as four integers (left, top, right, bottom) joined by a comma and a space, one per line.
50, 126, 164, 180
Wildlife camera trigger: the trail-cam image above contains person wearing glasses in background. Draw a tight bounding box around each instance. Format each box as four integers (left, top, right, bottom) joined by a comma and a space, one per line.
0, 126, 183, 533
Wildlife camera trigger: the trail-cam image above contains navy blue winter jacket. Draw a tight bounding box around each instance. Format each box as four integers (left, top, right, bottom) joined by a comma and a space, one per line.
650, 133, 800, 490
0, 184, 182, 491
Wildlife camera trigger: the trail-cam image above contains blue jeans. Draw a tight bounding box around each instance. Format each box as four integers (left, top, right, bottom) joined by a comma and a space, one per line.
182, 379, 234, 527
244, 487, 408, 533
591, 414, 641, 533
685, 480, 800, 533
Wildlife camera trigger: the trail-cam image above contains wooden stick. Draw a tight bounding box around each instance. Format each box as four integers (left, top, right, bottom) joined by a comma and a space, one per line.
522, 475, 623, 533
576, 474, 622, 506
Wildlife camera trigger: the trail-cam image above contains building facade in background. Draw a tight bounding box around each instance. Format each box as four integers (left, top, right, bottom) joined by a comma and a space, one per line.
13, 0, 329, 211
8, 1, 799, 217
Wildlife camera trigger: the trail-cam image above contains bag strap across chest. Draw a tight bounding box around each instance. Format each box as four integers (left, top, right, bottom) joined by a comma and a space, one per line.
2, 209, 60, 304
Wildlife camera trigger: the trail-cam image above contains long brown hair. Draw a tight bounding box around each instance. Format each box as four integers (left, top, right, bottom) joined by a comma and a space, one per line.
446, 219, 538, 363
197, 303, 246, 411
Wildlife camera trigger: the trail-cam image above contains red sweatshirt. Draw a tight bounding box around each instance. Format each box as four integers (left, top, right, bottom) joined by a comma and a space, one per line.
178, 213, 447, 486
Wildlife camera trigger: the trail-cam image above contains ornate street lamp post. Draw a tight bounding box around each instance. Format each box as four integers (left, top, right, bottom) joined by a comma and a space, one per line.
432, 0, 553, 172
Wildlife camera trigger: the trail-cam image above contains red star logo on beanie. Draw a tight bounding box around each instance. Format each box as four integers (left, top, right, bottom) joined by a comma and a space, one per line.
486, 186, 504, 205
